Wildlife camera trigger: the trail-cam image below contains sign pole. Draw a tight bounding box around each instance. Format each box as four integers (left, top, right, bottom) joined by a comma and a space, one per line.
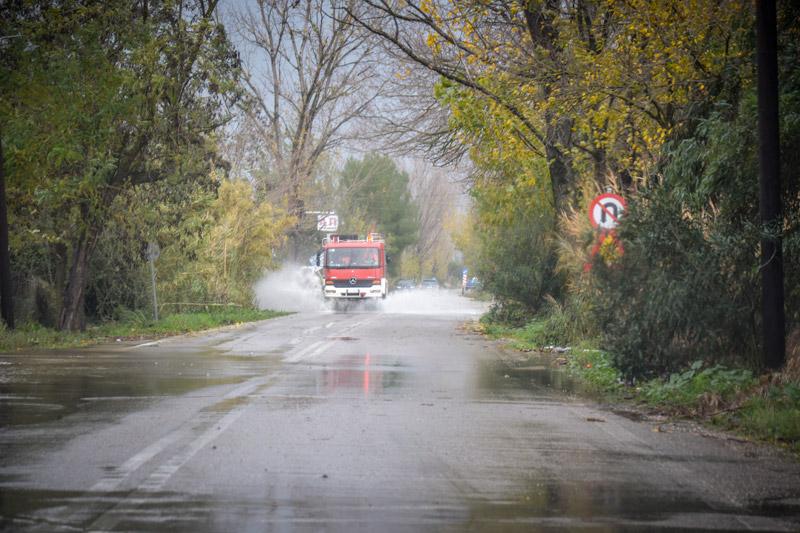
146, 242, 160, 322
149, 257, 158, 322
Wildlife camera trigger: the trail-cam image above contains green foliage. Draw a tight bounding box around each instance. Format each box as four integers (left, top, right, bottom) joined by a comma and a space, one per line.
460, 156, 561, 317
336, 154, 419, 275
480, 300, 532, 328
566, 349, 623, 395
2, 0, 243, 329
475, 211, 560, 314
594, 186, 761, 379
595, 74, 800, 378
735, 385, 800, 450
503, 317, 567, 350
477, 321, 514, 340
0, 308, 288, 352
640, 361, 756, 409
528, 296, 599, 348
426, 0, 798, 387
174, 179, 293, 306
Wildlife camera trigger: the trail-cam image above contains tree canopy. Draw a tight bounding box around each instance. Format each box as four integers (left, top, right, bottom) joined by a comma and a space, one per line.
336, 154, 419, 275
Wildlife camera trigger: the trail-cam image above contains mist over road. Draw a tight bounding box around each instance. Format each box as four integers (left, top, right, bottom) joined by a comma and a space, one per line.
1, 291, 799, 531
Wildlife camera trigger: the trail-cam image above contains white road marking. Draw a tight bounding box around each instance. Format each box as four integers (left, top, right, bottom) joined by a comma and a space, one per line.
283, 317, 375, 363
285, 339, 326, 363
222, 375, 273, 400
88, 431, 184, 493
137, 405, 247, 493
132, 340, 159, 348
85, 406, 250, 531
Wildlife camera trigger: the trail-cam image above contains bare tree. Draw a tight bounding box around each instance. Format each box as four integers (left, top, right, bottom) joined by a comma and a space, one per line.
233, 0, 384, 233
364, 48, 467, 166
405, 160, 464, 274
346, 1, 548, 155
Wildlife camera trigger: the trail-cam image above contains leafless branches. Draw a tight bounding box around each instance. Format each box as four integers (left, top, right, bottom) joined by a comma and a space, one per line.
231, 0, 385, 216
346, 1, 547, 157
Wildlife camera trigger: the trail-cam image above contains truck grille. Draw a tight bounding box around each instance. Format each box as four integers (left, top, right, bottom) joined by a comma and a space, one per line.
332, 279, 374, 288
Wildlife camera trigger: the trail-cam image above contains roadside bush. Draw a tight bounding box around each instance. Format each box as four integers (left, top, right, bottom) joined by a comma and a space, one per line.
539, 294, 599, 347
477, 214, 561, 316
593, 186, 760, 379
567, 349, 622, 394
737, 384, 800, 448
640, 361, 756, 410
594, 85, 800, 379
481, 300, 531, 328
86, 205, 150, 321
505, 295, 599, 349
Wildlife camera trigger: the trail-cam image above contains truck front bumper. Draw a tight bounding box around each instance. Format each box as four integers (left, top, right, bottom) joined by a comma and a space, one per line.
323, 286, 384, 299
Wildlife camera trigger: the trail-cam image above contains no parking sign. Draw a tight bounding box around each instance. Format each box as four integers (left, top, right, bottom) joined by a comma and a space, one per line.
589, 193, 626, 229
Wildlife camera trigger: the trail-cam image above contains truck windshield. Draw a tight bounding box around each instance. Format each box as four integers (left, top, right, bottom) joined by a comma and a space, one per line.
326, 247, 380, 268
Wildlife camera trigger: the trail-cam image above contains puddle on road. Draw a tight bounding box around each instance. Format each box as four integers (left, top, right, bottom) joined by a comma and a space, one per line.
1, 482, 792, 532
0, 488, 216, 532
477, 352, 582, 399
0, 348, 281, 427
461, 478, 760, 530
310, 354, 405, 397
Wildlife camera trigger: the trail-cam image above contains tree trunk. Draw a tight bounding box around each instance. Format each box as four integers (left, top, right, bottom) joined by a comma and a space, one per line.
543, 108, 577, 214
545, 143, 571, 214
287, 177, 307, 262
58, 216, 101, 331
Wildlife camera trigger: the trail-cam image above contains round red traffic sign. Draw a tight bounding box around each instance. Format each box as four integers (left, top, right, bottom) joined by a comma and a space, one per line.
589, 193, 626, 229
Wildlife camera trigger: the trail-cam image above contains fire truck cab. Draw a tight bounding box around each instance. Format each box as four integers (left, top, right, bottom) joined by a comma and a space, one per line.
319, 233, 387, 301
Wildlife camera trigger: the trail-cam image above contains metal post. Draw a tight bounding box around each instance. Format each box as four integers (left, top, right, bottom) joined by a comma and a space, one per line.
149, 256, 158, 322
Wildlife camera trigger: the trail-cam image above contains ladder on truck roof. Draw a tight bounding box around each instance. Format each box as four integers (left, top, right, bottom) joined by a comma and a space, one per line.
323, 233, 384, 245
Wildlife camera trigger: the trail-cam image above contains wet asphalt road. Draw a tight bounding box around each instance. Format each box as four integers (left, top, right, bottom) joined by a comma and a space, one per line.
1, 291, 800, 532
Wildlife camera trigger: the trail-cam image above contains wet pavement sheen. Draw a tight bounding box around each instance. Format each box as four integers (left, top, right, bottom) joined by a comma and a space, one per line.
1, 291, 799, 531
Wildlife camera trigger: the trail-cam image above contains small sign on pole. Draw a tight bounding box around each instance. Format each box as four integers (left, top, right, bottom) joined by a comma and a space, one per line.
589, 193, 626, 229
317, 214, 339, 232
584, 193, 626, 272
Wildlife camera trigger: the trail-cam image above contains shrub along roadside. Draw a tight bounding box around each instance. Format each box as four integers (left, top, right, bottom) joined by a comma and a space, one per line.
0, 308, 290, 352
479, 316, 800, 454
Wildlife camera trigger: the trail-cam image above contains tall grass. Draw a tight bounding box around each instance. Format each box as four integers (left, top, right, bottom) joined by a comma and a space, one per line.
0, 308, 289, 351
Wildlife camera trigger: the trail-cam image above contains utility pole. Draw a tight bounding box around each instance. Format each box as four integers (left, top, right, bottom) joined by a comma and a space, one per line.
756, 0, 785, 369
0, 130, 14, 329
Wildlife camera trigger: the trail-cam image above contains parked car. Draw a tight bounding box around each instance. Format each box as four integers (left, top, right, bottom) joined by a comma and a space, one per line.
420, 277, 440, 290
464, 277, 482, 292
394, 279, 417, 291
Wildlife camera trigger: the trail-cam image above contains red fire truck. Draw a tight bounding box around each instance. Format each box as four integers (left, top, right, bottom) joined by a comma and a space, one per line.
319, 233, 387, 302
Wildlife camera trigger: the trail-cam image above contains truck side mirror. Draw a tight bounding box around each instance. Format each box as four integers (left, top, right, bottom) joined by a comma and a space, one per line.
315, 251, 322, 267
385, 255, 391, 264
